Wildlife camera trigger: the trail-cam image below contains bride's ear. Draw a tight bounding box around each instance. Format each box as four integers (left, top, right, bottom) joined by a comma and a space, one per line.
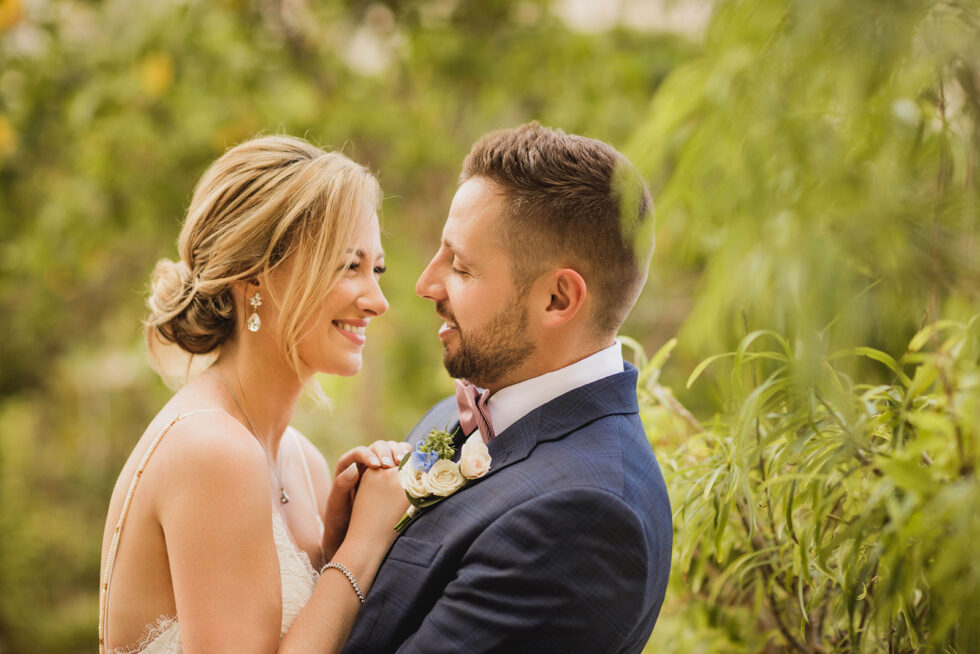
538, 268, 587, 328
232, 277, 260, 293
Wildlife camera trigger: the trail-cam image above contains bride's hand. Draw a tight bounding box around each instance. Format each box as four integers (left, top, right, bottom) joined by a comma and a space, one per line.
334, 439, 413, 477
319, 466, 409, 603
343, 466, 411, 554
322, 440, 413, 558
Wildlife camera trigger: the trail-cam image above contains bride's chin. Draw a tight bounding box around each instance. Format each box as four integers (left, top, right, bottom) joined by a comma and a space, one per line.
322, 357, 364, 378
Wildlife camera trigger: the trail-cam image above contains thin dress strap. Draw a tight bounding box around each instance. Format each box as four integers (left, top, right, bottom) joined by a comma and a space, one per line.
290, 428, 326, 542
99, 409, 221, 654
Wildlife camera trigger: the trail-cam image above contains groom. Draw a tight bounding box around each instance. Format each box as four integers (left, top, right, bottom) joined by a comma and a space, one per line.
343, 123, 671, 653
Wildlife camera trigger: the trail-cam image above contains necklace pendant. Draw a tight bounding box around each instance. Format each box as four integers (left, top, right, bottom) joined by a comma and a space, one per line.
280, 488, 290, 504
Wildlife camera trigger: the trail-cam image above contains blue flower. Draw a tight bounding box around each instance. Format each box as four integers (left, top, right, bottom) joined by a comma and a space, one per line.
410, 449, 440, 473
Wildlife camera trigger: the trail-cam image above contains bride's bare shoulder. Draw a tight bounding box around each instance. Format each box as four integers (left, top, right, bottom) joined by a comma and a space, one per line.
143, 410, 270, 514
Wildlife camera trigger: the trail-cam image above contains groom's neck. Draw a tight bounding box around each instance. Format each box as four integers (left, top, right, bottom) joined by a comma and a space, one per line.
485, 333, 615, 394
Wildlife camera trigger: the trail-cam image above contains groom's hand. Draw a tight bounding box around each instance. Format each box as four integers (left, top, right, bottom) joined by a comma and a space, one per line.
322, 440, 413, 558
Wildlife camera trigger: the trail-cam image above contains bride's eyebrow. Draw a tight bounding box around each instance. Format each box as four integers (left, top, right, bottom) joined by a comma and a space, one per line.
345, 248, 386, 260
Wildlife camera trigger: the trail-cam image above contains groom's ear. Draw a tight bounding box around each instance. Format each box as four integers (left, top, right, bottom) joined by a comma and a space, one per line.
537, 268, 588, 328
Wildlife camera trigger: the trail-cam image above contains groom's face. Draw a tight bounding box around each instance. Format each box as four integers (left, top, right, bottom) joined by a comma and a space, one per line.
416, 177, 536, 390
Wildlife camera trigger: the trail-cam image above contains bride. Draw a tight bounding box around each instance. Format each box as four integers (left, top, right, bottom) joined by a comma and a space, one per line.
99, 135, 411, 653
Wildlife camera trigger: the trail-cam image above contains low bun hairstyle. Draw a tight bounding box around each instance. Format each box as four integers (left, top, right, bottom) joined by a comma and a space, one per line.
147, 258, 236, 354
145, 135, 380, 376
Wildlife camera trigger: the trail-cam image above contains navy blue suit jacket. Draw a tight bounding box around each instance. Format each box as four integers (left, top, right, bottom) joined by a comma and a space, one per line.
342, 364, 672, 653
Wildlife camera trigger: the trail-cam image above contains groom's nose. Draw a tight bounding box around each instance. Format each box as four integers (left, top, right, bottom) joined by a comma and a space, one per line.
416, 254, 446, 303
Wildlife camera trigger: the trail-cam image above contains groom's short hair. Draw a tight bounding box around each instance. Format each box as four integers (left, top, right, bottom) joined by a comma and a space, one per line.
460, 122, 654, 335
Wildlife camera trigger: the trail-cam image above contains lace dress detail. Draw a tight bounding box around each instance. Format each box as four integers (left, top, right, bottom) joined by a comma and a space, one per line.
101, 415, 321, 654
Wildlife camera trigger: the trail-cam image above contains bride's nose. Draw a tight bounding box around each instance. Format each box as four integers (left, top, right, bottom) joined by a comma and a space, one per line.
357, 277, 388, 316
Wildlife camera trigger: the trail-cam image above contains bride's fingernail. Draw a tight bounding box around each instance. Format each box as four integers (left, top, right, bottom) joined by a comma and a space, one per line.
382, 457, 393, 466
369, 456, 380, 466
343, 464, 358, 479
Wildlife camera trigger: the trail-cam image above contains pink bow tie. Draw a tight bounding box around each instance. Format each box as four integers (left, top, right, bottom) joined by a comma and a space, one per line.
455, 379, 495, 444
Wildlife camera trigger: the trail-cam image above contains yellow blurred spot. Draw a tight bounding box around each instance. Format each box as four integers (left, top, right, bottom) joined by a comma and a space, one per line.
211, 114, 262, 152
0, 0, 24, 32
139, 52, 174, 98
0, 114, 17, 157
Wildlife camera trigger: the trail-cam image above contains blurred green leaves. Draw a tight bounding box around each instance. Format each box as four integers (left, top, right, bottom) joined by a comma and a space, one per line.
629, 1, 980, 650
641, 317, 980, 652
626, 0, 980, 370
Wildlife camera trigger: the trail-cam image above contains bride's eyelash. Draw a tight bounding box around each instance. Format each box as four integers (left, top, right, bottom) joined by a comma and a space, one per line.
343, 262, 387, 275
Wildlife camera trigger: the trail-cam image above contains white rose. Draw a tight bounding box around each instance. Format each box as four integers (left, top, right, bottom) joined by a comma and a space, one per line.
423, 459, 466, 497
459, 437, 491, 480
399, 464, 429, 499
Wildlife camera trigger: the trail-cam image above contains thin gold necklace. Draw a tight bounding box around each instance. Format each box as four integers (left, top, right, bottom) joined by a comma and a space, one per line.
206, 369, 291, 504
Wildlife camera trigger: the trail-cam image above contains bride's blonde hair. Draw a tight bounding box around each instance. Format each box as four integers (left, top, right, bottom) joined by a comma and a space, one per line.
145, 135, 380, 380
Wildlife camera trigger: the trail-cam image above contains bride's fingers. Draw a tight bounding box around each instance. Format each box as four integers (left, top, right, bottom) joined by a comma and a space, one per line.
333, 446, 381, 478
334, 440, 415, 478
368, 440, 396, 467
322, 463, 361, 558
333, 464, 360, 502
391, 441, 413, 462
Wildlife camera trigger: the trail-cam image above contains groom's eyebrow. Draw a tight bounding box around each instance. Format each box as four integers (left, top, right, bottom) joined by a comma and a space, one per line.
443, 239, 468, 262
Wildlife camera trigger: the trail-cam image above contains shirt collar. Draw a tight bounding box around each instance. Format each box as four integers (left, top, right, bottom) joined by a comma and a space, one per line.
485, 340, 625, 436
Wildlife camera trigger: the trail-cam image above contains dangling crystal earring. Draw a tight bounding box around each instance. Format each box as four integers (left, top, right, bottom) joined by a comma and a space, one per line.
247, 292, 262, 333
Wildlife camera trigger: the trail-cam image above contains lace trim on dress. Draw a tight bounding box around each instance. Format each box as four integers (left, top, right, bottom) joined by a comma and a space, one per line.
273, 511, 319, 634
112, 616, 179, 654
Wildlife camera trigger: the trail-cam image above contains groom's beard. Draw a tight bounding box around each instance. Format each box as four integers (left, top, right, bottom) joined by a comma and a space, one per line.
437, 299, 535, 389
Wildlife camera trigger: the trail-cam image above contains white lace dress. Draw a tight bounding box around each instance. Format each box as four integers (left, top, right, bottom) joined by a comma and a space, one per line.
100, 413, 322, 654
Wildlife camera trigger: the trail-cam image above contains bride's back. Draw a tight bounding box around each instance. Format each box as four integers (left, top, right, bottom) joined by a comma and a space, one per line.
100, 411, 181, 650
99, 399, 281, 652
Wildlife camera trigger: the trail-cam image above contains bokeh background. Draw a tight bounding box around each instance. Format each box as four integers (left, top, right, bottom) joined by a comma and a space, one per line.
1, 0, 978, 652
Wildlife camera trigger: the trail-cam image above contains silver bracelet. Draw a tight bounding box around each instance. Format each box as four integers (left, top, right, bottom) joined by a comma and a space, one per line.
320, 561, 365, 604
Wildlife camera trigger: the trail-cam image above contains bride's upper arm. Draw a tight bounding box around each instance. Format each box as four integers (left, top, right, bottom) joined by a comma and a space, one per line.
155, 414, 281, 653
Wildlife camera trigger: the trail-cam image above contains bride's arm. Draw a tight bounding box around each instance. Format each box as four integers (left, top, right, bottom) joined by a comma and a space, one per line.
278, 466, 409, 653
158, 416, 283, 653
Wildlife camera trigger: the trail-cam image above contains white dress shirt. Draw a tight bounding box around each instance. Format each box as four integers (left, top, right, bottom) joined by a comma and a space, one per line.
484, 340, 625, 437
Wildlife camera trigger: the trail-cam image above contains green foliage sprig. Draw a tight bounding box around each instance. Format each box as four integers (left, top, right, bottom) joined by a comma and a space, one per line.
417, 427, 456, 461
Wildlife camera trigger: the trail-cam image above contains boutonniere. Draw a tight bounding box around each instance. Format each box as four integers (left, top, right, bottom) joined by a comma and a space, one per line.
393, 427, 492, 532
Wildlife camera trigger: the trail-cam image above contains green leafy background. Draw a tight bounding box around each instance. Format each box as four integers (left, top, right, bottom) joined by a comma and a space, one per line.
0, 0, 977, 651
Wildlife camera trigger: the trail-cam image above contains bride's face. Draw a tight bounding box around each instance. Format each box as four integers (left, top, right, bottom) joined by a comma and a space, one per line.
299, 212, 388, 376
290, 211, 389, 377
